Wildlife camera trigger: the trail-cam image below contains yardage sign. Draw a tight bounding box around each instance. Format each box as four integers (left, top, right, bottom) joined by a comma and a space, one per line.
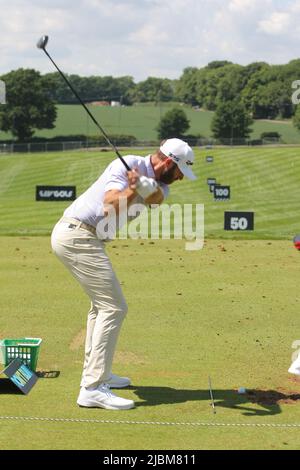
206, 156, 214, 163
214, 185, 230, 201
209, 183, 220, 193
207, 178, 216, 185
224, 211, 254, 231
36, 185, 76, 201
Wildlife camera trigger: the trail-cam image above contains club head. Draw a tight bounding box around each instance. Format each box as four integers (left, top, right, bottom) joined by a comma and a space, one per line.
37, 35, 49, 50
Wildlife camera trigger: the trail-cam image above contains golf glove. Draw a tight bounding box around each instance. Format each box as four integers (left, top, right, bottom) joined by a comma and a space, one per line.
136, 176, 158, 199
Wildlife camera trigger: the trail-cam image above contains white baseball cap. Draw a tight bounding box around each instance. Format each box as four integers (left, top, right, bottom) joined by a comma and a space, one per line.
160, 138, 196, 180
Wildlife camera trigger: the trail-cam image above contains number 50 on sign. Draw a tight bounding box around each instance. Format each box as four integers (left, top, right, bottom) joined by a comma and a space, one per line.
224, 212, 254, 231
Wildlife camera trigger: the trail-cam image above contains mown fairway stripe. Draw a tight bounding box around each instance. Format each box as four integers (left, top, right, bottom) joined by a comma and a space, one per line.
0, 416, 300, 428
1, 148, 300, 238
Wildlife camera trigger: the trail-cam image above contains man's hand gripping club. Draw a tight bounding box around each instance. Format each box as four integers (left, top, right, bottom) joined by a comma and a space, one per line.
128, 169, 163, 204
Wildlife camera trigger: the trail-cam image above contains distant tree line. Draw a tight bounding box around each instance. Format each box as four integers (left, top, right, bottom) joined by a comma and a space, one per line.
41, 59, 300, 120
1, 59, 300, 141
176, 60, 300, 119
43, 73, 175, 105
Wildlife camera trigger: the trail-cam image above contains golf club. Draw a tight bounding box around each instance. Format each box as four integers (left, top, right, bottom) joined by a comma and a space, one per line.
36, 35, 131, 172
208, 376, 216, 414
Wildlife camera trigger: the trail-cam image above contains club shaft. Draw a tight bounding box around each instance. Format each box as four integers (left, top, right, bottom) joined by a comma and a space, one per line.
208, 376, 216, 414
43, 48, 131, 172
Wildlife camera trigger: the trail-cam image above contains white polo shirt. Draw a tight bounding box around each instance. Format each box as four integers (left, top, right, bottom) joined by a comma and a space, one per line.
63, 154, 169, 233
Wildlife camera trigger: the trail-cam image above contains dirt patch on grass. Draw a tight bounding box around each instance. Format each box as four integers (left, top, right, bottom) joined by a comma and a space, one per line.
247, 386, 300, 405
69, 331, 147, 365
289, 376, 300, 385
69, 328, 86, 351
114, 350, 148, 365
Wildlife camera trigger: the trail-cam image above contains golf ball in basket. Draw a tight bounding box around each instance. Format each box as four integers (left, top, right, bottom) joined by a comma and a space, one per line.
238, 387, 246, 394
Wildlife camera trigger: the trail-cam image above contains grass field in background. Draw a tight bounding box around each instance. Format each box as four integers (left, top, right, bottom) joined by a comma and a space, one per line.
0, 104, 300, 143
0, 237, 300, 450
0, 146, 299, 239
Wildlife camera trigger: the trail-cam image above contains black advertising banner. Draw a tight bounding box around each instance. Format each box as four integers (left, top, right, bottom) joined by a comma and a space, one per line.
36, 186, 76, 201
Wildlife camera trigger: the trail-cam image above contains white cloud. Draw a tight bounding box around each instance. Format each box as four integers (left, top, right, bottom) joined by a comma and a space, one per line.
0, 0, 299, 81
290, 0, 300, 12
258, 12, 291, 34
229, 0, 261, 12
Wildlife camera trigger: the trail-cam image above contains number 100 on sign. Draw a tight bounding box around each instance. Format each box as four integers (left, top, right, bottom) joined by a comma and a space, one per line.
214, 185, 230, 201
224, 212, 254, 231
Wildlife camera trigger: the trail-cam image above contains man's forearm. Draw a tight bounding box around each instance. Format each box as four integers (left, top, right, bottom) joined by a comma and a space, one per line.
104, 184, 164, 215
104, 188, 137, 215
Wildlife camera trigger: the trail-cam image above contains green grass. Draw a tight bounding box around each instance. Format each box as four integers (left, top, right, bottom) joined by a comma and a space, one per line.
1, 147, 300, 449
0, 103, 204, 142
252, 119, 300, 144
0, 147, 300, 239
46, 104, 214, 141
0, 237, 300, 449
1, 104, 300, 142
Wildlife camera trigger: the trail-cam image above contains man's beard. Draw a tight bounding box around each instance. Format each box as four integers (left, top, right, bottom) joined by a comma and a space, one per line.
158, 163, 177, 184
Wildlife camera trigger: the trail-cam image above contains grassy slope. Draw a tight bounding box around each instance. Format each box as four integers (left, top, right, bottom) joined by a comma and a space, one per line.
0, 237, 300, 450
0, 104, 213, 141
0, 147, 300, 239
0, 104, 300, 142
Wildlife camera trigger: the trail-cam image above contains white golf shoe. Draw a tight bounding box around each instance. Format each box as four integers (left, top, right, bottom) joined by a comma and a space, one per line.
106, 373, 131, 388
77, 383, 134, 410
288, 355, 300, 375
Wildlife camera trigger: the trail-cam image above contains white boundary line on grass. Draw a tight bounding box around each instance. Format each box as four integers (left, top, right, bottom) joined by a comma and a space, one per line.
1, 416, 300, 428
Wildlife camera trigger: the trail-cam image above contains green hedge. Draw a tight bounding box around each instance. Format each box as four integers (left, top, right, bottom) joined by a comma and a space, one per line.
0, 134, 138, 145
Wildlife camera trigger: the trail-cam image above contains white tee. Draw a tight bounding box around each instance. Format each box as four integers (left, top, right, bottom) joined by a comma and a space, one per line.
63, 154, 169, 235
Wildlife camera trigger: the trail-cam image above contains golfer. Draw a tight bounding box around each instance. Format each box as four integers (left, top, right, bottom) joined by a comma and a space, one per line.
51, 138, 196, 410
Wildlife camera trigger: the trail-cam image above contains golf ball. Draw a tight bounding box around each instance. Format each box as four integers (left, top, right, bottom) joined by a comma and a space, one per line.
238, 387, 246, 394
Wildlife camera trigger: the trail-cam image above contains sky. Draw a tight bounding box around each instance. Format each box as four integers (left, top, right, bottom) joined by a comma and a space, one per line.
0, 0, 300, 82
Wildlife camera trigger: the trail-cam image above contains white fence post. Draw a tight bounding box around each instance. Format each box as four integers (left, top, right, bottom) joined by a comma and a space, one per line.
0, 81, 6, 148
0, 80, 6, 104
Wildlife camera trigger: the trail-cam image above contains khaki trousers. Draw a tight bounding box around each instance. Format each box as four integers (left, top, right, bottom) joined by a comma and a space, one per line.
51, 218, 128, 389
